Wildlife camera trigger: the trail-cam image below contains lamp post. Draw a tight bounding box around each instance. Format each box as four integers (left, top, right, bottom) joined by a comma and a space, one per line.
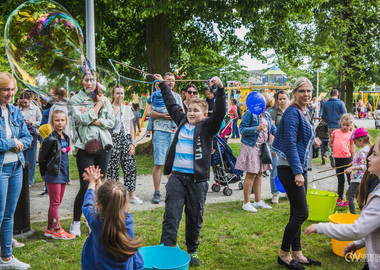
86, 0, 96, 70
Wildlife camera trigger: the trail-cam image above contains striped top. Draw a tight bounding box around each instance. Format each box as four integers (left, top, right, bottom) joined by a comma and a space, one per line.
173, 123, 195, 174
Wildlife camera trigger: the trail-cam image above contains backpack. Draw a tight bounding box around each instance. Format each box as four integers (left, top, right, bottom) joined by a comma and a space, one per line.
237, 106, 242, 119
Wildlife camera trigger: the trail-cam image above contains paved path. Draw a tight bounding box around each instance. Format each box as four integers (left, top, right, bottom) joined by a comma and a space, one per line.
28, 118, 373, 223
29, 163, 341, 223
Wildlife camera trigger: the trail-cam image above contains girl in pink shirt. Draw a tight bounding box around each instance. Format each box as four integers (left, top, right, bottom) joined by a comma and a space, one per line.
329, 113, 354, 206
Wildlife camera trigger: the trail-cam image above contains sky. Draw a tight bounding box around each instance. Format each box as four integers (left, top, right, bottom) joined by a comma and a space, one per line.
234, 27, 272, 71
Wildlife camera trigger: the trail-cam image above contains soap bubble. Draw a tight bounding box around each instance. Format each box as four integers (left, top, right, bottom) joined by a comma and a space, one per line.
4, 0, 88, 101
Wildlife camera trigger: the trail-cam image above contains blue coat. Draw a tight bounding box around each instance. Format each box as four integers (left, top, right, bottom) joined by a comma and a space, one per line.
239, 110, 276, 147
272, 105, 315, 175
0, 104, 32, 172
82, 189, 144, 270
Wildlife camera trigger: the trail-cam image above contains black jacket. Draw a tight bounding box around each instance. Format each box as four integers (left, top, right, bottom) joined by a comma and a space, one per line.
159, 81, 225, 182
39, 130, 70, 177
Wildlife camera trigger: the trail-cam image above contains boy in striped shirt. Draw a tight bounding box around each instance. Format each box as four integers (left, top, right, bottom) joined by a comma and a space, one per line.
153, 74, 225, 267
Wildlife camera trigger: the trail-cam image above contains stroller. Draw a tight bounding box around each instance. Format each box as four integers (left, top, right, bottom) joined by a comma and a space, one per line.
219, 115, 233, 141
210, 135, 244, 196
374, 110, 380, 129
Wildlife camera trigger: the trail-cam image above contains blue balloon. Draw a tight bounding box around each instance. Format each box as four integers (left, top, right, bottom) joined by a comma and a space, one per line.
246, 92, 266, 115
275, 175, 286, 193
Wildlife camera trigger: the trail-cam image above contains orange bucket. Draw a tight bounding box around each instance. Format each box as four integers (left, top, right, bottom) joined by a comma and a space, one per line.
328, 212, 366, 258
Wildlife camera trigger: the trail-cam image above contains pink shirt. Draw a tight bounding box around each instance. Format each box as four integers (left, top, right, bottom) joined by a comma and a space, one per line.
331, 129, 352, 158
229, 104, 238, 119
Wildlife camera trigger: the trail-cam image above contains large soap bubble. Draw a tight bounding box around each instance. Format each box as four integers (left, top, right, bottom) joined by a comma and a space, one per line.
4, 0, 88, 100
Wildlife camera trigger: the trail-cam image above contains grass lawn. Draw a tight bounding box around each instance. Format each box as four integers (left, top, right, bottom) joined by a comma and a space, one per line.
16, 198, 362, 269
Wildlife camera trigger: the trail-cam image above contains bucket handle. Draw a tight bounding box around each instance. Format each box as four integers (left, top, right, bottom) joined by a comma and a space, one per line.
308, 187, 338, 197
159, 243, 180, 249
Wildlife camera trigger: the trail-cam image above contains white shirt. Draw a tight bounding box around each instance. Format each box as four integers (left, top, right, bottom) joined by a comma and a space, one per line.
3, 108, 18, 164
113, 105, 134, 135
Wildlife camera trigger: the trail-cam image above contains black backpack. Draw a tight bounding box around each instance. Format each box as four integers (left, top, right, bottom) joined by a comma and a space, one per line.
237, 106, 242, 119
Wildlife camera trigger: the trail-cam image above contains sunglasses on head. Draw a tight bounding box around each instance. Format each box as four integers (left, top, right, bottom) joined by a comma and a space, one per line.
187, 91, 198, 95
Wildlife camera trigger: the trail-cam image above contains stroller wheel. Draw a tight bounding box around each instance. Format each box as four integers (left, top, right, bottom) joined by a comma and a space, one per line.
212, 183, 220, 192
223, 187, 233, 196
238, 182, 243, 190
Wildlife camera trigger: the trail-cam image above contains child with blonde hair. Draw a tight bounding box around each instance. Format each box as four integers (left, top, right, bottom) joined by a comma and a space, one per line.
39, 110, 75, 239
329, 113, 354, 206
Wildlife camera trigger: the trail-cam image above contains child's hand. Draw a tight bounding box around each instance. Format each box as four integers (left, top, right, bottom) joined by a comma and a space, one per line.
345, 167, 353, 174
153, 74, 163, 81
83, 165, 103, 185
343, 242, 358, 256
257, 122, 265, 131
304, 224, 318, 235
313, 138, 322, 148
294, 173, 304, 186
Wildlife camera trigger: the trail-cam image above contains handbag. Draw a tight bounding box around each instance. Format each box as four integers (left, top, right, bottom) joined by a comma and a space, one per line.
76, 126, 103, 155
260, 121, 272, 164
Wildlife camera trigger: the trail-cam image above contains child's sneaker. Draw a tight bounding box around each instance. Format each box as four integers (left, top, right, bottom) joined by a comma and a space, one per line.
339, 201, 349, 207
271, 194, 280, 204
129, 195, 143, 205
336, 197, 343, 205
242, 202, 257, 212
69, 222, 81, 237
0, 256, 30, 269
52, 229, 76, 240
12, 238, 25, 248
44, 229, 54, 238
189, 253, 200, 267
253, 200, 272, 209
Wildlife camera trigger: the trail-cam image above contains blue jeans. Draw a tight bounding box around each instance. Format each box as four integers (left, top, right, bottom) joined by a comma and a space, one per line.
232, 119, 240, 138
269, 154, 279, 194
0, 161, 23, 258
23, 143, 37, 186
152, 131, 174, 166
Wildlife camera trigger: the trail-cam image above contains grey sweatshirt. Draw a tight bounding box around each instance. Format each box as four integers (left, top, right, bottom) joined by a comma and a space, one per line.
317, 185, 380, 270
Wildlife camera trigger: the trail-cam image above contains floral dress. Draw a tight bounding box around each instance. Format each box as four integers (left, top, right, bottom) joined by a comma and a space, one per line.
235, 114, 272, 174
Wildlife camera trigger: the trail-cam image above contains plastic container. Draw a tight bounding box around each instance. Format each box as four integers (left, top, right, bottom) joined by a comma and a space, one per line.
306, 188, 338, 221
139, 245, 190, 270
329, 212, 366, 258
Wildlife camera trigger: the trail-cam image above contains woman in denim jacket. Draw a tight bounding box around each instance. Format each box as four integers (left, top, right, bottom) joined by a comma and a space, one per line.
272, 77, 321, 270
236, 93, 276, 213
0, 72, 32, 269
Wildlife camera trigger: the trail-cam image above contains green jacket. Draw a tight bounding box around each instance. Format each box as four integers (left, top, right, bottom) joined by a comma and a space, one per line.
71, 90, 115, 151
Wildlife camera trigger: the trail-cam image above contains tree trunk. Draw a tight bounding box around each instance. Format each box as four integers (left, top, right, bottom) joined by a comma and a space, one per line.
342, 78, 353, 113
145, 14, 170, 75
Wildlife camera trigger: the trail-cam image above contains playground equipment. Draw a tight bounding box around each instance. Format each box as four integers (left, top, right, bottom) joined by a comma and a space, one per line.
353, 91, 380, 118
225, 82, 291, 114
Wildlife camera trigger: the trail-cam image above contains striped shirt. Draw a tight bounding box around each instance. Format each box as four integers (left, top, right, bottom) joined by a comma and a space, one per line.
173, 123, 195, 174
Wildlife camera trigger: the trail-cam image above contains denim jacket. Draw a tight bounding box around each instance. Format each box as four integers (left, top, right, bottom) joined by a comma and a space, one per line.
0, 104, 33, 172
239, 110, 277, 147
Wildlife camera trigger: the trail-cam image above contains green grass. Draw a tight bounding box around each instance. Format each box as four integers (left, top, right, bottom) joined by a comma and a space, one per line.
17, 199, 362, 269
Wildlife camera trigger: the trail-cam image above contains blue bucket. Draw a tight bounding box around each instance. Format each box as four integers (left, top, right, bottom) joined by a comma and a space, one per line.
139, 245, 190, 270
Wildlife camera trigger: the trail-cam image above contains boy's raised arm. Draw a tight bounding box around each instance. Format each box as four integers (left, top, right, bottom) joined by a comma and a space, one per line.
206, 77, 226, 135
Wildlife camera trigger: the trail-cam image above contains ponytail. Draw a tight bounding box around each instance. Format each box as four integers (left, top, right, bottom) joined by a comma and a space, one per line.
96, 179, 142, 261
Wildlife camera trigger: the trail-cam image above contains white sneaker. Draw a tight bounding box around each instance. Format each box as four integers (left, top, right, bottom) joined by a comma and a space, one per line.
271, 194, 280, 204
0, 256, 30, 269
69, 222, 81, 237
242, 202, 257, 212
129, 195, 143, 205
254, 200, 272, 209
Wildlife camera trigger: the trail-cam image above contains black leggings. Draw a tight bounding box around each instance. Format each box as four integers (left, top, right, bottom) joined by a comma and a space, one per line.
334, 157, 352, 200
278, 166, 308, 252
73, 149, 111, 221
